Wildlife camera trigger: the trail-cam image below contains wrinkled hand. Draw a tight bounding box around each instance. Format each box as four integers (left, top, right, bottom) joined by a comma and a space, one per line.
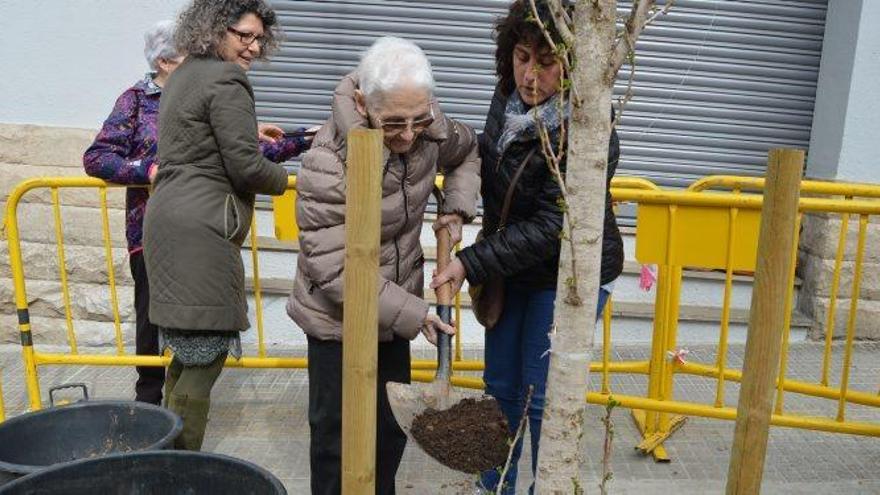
258, 123, 285, 143
421, 312, 456, 346
430, 257, 467, 297
433, 213, 463, 246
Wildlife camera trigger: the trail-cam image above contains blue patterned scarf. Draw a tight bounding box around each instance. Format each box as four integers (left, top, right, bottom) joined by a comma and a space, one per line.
496, 91, 570, 155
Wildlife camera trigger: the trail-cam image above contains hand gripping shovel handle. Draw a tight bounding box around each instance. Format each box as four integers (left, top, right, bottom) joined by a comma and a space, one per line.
434, 187, 453, 383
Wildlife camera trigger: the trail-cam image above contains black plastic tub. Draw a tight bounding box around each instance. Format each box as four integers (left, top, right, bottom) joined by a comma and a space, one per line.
0, 451, 287, 494
0, 399, 182, 484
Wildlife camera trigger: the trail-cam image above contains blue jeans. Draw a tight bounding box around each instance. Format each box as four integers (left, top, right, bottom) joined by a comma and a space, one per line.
479, 283, 610, 494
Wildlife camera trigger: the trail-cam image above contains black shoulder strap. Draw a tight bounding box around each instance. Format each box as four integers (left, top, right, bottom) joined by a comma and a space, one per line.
498, 147, 538, 230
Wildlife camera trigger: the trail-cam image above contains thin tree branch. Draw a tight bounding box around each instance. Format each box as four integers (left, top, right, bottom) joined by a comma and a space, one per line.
529, 0, 581, 105
529, 0, 560, 54
613, 51, 636, 128
496, 386, 534, 495
545, 0, 575, 47
598, 398, 619, 495
644, 0, 676, 29
611, 2, 673, 126
536, 119, 581, 305
555, 68, 568, 163
609, 0, 655, 78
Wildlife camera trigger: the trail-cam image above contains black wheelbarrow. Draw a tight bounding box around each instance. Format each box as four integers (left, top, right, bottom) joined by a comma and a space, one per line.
0, 384, 182, 484
0, 450, 287, 494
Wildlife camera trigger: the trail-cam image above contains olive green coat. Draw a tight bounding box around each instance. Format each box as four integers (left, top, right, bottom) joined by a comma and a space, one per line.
144, 56, 288, 332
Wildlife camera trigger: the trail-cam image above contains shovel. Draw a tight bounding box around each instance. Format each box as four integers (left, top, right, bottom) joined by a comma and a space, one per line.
386, 190, 468, 436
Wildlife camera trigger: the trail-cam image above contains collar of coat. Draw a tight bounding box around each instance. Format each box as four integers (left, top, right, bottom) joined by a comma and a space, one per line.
134, 72, 162, 96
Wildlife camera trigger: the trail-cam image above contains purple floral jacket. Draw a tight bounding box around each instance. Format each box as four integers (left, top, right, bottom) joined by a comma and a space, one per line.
83, 74, 309, 254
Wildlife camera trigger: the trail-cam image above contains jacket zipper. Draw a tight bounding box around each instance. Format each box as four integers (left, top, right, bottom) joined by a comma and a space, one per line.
395, 155, 409, 284
494, 150, 505, 231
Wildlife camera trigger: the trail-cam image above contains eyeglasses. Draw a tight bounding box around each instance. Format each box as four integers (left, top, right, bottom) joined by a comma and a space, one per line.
227, 27, 267, 48
374, 106, 435, 135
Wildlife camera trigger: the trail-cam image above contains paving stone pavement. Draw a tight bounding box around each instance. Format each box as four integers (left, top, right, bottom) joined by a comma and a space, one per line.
1, 342, 879, 494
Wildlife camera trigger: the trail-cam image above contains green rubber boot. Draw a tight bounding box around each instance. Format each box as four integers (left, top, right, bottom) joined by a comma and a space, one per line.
167, 393, 211, 451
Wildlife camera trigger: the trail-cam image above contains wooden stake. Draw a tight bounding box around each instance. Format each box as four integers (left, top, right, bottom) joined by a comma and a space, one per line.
726, 148, 803, 495
341, 129, 383, 495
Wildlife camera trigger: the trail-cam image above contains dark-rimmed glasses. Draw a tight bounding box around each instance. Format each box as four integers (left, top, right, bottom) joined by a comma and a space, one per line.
227, 27, 267, 48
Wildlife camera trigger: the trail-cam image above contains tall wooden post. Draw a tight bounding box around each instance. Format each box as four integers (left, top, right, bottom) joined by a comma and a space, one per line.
726, 148, 804, 494
342, 129, 383, 494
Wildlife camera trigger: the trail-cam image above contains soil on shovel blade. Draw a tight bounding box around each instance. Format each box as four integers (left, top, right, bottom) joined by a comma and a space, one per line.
410, 397, 510, 473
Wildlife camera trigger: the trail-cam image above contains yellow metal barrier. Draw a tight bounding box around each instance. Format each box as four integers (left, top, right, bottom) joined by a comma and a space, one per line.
689, 174, 880, 198
609, 185, 880, 459
6, 174, 880, 462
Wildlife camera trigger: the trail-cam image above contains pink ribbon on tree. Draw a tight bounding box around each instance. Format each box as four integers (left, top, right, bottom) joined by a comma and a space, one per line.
639, 264, 657, 291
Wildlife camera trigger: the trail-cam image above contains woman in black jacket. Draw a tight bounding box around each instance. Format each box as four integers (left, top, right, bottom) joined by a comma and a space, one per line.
430, 1, 622, 492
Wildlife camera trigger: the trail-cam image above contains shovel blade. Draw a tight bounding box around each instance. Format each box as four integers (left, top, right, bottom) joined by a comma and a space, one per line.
386, 381, 468, 435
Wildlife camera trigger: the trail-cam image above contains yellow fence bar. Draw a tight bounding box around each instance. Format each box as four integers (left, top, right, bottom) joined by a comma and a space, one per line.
644, 263, 670, 439
612, 188, 880, 216
594, 393, 880, 438
249, 215, 267, 358
689, 175, 880, 199
822, 209, 850, 386
656, 204, 681, 440
659, 266, 682, 434
454, 244, 462, 362
774, 213, 802, 414
6, 179, 48, 410
98, 187, 124, 355
611, 176, 662, 191
51, 188, 78, 354
679, 361, 880, 409
714, 206, 738, 408
29, 351, 648, 374
601, 297, 613, 395
836, 214, 869, 422
414, 373, 880, 438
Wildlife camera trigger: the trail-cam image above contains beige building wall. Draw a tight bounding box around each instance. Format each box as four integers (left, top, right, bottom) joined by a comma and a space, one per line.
0, 124, 136, 347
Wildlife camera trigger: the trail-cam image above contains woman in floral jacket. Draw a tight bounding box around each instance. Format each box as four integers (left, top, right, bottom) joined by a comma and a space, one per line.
83, 19, 311, 405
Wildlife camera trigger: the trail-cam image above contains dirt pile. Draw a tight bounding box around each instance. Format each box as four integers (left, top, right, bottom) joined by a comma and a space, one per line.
410, 397, 510, 473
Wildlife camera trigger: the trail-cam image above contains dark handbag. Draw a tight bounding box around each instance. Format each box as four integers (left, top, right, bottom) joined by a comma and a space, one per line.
469, 149, 536, 329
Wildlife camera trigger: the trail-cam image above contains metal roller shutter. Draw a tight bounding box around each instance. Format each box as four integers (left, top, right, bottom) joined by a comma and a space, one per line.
616, 0, 827, 186
252, 0, 827, 188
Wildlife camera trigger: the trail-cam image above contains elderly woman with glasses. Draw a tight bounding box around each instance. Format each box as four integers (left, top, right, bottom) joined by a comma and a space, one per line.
287, 36, 480, 494
142, 0, 311, 451
83, 20, 183, 407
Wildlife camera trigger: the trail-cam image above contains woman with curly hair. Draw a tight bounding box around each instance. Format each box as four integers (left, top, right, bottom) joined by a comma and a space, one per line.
143, 0, 299, 451
84, 18, 307, 408
431, 1, 622, 492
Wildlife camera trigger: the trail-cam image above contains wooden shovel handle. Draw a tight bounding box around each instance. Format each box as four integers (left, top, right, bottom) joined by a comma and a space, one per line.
435, 226, 454, 306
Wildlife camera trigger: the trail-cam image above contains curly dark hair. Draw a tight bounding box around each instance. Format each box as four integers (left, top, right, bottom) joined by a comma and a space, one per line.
494, 0, 568, 94
174, 0, 281, 60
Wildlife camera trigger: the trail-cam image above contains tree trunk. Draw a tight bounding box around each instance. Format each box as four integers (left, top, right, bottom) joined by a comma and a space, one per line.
534, 1, 618, 492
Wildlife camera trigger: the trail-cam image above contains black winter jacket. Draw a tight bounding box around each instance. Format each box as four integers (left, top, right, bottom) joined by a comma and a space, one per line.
457, 86, 624, 290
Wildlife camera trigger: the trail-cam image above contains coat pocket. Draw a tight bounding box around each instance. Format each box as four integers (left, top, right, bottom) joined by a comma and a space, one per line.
224, 193, 241, 241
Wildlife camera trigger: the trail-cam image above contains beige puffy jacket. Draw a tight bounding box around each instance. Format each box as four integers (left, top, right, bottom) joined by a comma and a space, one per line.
286, 73, 481, 342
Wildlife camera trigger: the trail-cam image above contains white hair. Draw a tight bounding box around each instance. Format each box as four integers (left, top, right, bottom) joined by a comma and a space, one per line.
357, 36, 435, 104
144, 20, 179, 71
